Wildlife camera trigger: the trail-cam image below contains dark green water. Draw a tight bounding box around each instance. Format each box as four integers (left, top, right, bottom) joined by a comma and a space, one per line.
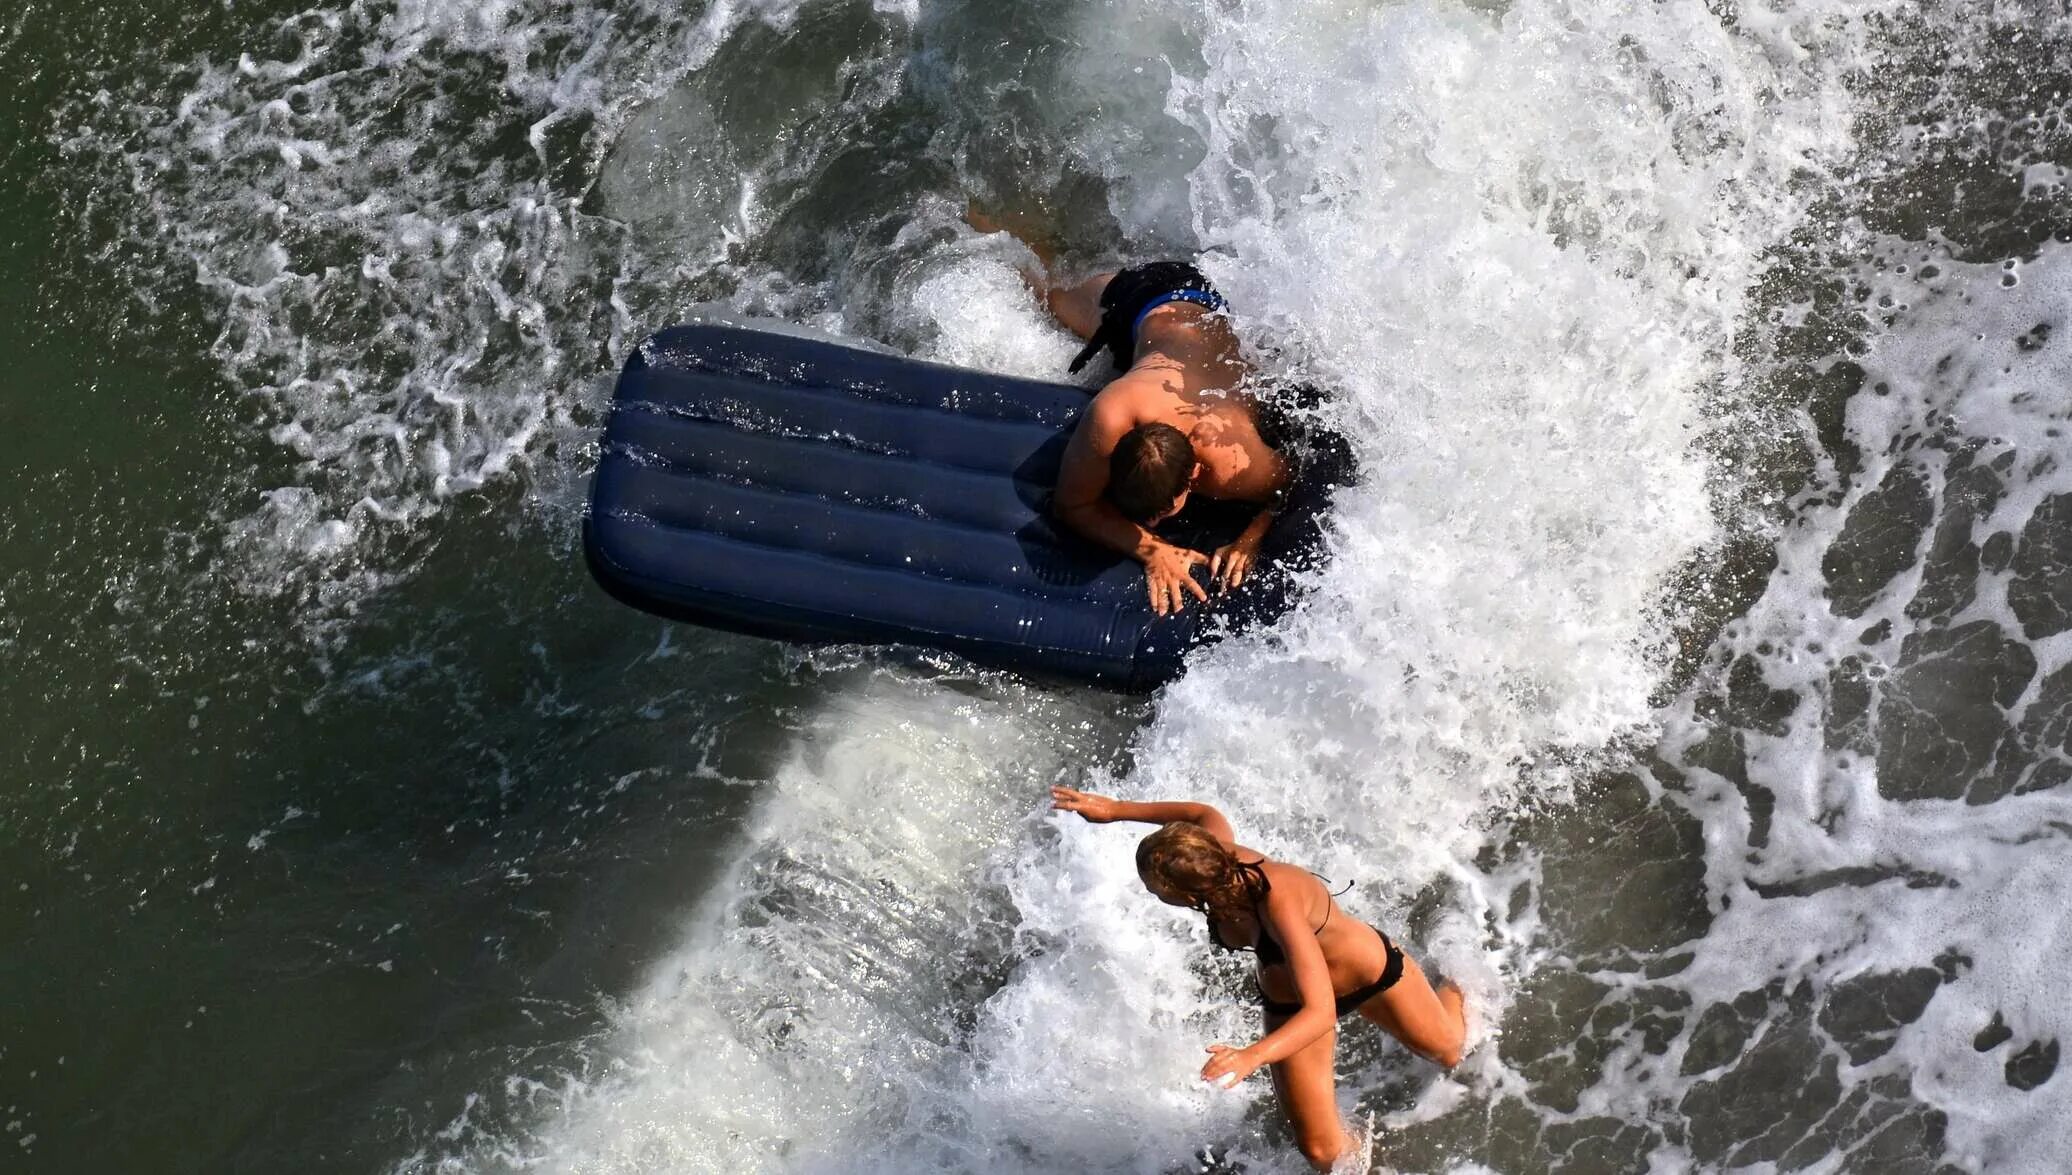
2, 13, 780, 1168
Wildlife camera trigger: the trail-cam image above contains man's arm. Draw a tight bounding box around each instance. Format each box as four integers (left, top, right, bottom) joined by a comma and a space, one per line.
1208, 442, 1295, 590
1054, 398, 1209, 615
1053, 398, 1150, 554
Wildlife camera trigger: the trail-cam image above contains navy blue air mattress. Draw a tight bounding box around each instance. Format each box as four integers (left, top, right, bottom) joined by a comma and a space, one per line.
582, 322, 1346, 691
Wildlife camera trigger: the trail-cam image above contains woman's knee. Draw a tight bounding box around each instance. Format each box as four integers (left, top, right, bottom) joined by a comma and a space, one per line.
1429, 982, 1468, 1067
1389, 975, 1466, 1068
1406, 1004, 1465, 1068
1296, 1126, 1345, 1170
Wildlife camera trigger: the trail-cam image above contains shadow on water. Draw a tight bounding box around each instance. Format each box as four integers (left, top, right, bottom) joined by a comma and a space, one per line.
3, 474, 847, 1169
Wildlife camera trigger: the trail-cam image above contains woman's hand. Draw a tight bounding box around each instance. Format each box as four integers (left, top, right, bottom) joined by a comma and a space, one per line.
1201, 1043, 1264, 1088
1050, 786, 1124, 824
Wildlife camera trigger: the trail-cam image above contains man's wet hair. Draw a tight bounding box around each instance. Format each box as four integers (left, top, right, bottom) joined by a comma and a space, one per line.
1107, 423, 1195, 524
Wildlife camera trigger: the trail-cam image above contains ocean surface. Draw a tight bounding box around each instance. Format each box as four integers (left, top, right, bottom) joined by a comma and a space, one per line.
3, 0, 2069, 1171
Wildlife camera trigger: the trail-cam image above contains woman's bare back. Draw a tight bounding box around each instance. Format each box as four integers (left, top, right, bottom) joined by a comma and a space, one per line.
1217, 854, 1397, 1002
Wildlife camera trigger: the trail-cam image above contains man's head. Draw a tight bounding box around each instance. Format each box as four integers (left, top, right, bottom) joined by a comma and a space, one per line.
1107, 422, 1198, 525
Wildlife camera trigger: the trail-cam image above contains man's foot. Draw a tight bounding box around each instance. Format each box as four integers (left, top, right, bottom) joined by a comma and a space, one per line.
963, 198, 1059, 273
963, 199, 1006, 236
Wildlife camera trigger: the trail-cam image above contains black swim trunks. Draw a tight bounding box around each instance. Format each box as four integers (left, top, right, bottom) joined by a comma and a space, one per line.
1067, 261, 1227, 375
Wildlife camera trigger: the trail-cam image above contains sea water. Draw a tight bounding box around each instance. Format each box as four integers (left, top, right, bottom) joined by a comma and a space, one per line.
3, 0, 2069, 1171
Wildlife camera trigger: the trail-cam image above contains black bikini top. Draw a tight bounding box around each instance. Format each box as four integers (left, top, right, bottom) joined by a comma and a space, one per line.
1206, 870, 1352, 967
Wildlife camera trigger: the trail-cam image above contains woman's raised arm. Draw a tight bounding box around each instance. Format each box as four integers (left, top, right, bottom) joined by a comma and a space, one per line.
1050, 787, 1237, 846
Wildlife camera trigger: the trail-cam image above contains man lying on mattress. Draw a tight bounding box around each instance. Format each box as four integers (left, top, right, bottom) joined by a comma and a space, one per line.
971, 215, 1296, 617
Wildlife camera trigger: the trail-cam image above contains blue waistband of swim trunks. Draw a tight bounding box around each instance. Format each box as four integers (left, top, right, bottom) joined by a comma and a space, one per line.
1131, 288, 1228, 335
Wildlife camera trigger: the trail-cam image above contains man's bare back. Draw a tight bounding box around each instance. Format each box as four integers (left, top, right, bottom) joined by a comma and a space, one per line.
969, 213, 1294, 615
1086, 309, 1288, 502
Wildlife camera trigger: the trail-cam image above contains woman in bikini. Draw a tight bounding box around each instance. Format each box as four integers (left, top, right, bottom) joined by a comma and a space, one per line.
1051, 786, 1468, 1172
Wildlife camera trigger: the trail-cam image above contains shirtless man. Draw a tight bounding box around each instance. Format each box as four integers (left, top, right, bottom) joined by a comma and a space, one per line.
972, 217, 1295, 615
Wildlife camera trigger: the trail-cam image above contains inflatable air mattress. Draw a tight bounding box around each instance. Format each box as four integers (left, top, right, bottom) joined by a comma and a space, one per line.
582, 322, 1343, 691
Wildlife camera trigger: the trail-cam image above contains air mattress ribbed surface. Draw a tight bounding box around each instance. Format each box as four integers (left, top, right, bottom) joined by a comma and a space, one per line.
582, 322, 1335, 690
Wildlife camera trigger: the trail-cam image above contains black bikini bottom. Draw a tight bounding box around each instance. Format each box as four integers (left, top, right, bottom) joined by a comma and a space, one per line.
1259, 931, 1405, 1020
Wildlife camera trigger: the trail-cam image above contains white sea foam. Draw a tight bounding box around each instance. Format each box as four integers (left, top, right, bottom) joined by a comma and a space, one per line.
67, 0, 835, 608
1636, 242, 2072, 1171
402, 669, 1148, 1173
932, 0, 1874, 1165
887, 212, 1083, 378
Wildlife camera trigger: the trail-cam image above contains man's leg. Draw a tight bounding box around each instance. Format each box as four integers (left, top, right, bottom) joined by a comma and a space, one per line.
1041, 271, 1114, 341
965, 202, 1112, 341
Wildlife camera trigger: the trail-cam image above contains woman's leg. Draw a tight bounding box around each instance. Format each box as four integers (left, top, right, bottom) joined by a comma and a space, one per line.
1264, 1014, 1355, 1171
1355, 950, 1466, 1068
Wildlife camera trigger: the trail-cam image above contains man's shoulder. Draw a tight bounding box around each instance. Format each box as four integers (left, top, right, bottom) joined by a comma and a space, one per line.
1082, 376, 1154, 434
1088, 369, 1183, 418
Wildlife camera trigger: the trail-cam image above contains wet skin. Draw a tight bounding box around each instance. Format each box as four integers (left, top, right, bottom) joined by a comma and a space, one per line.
966, 207, 1292, 614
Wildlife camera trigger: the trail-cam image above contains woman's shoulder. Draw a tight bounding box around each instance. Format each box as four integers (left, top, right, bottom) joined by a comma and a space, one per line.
1231, 843, 1281, 869
1255, 857, 1322, 894
1233, 849, 1310, 897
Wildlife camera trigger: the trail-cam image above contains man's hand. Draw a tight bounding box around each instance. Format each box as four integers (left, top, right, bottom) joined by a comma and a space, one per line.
1050, 786, 1123, 823
1209, 531, 1266, 591
1143, 543, 1210, 615
1201, 1043, 1265, 1088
